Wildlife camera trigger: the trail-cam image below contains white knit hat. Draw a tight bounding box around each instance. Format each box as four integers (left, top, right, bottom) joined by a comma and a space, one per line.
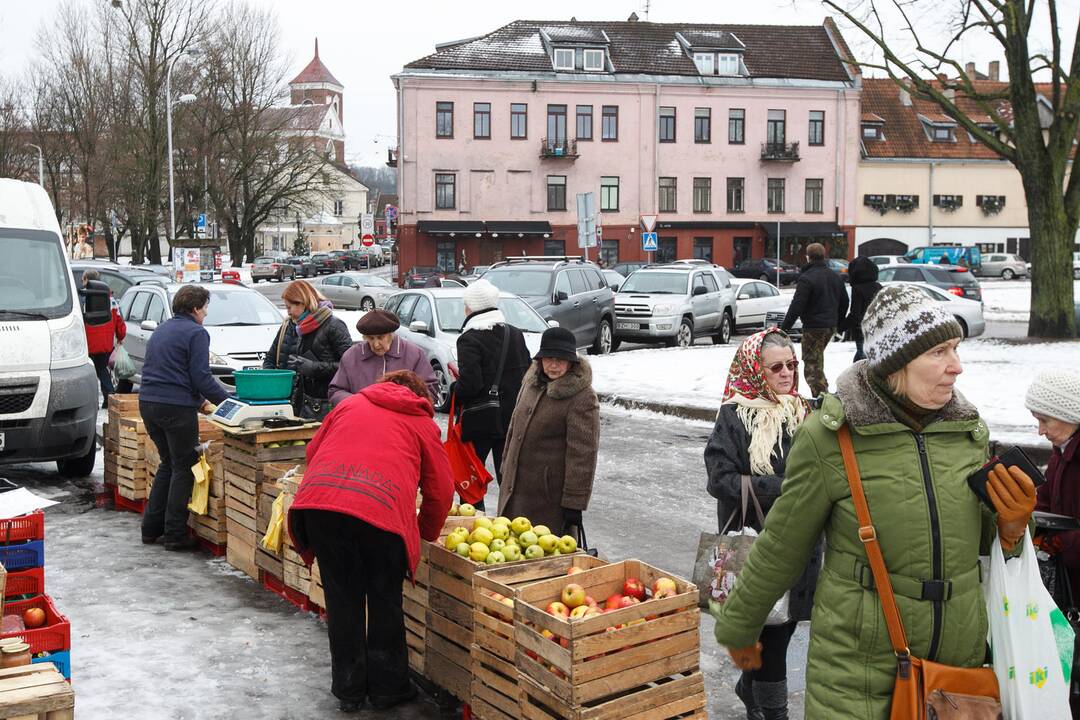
1025, 369, 1080, 424
463, 278, 500, 313
861, 284, 964, 376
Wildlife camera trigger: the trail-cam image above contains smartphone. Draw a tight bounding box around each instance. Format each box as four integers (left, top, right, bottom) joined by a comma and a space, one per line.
967, 446, 1046, 510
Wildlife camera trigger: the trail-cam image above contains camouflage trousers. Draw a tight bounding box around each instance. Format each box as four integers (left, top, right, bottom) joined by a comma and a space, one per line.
800, 328, 834, 398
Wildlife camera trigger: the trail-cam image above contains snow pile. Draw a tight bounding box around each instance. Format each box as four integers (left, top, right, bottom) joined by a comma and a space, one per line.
979, 279, 1079, 323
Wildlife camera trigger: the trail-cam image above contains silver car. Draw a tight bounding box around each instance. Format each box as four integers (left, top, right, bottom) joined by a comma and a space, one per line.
316, 272, 397, 310
880, 281, 985, 337
977, 253, 1028, 280
613, 264, 735, 348
380, 287, 550, 411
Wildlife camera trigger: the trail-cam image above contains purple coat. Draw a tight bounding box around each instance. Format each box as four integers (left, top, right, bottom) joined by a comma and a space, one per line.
328, 335, 439, 406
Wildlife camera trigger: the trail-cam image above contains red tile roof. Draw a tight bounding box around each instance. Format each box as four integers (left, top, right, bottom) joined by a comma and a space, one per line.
290, 39, 342, 87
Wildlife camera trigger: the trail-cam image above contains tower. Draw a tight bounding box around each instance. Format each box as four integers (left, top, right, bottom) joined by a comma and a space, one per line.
289, 38, 345, 162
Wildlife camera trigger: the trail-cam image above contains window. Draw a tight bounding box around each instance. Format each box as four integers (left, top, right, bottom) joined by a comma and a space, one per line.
436, 101, 453, 138
767, 109, 786, 145
726, 177, 744, 213
767, 178, 785, 213
805, 178, 824, 214
659, 107, 676, 142
694, 52, 714, 75
435, 173, 456, 209
395, 294, 418, 323
659, 177, 677, 213
656, 238, 677, 264
602, 105, 618, 141
693, 177, 711, 213
547, 175, 567, 211
718, 54, 739, 75
435, 240, 457, 273
576, 105, 593, 141
693, 238, 713, 262
411, 297, 433, 328
554, 48, 575, 70
728, 109, 745, 144
601, 239, 619, 266
547, 104, 567, 142
862, 124, 881, 140
583, 49, 604, 71
145, 293, 165, 324
694, 108, 711, 143
600, 176, 619, 212
545, 239, 566, 256
511, 103, 528, 138
473, 102, 491, 139
808, 111, 825, 146
567, 269, 588, 295
323, 275, 341, 286
332, 199, 344, 216
583, 267, 604, 291
931, 125, 953, 142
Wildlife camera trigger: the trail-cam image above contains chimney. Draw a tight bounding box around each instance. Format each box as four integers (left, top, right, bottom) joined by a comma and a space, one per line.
965, 62, 976, 79
899, 87, 911, 106
627, 11, 639, 21
989, 61, 1000, 81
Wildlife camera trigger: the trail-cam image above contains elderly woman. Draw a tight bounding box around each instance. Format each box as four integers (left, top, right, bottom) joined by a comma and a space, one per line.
704, 328, 816, 720
328, 310, 437, 406
712, 285, 1036, 719
288, 370, 454, 713
264, 280, 351, 420
139, 285, 230, 550
498, 326, 599, 537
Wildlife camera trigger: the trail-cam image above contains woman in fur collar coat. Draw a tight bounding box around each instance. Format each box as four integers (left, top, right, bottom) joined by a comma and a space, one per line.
497, 327, 599, 537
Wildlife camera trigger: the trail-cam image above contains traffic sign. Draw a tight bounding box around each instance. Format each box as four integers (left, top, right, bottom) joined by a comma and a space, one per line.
196, 213, 207, 239
385, 205, 397, 222
640, 215, 657, 232
361, 234, 375, 247
641, 232, 658, 252
360, 213, 374, 235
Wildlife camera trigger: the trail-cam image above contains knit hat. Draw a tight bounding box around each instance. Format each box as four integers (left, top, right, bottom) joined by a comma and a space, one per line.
463, 279, 500, 313
1025, 369, 1080, 424
355, 309, 400, 335
861, 284, 964, 376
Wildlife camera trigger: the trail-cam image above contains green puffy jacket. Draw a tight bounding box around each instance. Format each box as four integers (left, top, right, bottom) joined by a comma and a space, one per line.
712, 362, 1000, 719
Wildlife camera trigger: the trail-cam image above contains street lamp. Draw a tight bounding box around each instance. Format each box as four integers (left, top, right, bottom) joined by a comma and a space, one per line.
166, 49, 200, 245
26, 144, 43, 186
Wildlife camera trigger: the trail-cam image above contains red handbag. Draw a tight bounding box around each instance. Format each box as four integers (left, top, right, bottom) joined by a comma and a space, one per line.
444, 396, 492, 505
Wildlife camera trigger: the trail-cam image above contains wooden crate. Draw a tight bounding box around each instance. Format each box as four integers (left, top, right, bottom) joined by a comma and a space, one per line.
188, 496, 228, 545
519, 670, 707, 720
107, 393, 140, 413
514, 560, 700, 707
309, 559, 325, 609
0, 664, 75, 720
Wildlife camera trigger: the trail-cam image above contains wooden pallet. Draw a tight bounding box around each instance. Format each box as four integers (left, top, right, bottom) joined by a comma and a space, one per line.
514, 560, 700, 707
519, 670, 707, 720
0, 664, 75, 720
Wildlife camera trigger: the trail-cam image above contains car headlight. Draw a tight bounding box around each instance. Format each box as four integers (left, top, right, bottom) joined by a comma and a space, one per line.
50, 314, 88, 369
653, 303, 675, 315
208, 351, 229, 366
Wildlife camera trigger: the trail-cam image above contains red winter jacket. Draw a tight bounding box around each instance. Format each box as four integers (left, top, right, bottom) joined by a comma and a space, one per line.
85, 305, 126, 356
1035, 431, 1080, 597
287, 381, 454, 574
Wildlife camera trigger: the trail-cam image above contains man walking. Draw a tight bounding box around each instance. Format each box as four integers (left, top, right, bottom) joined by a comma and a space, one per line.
779, 243, 848, 398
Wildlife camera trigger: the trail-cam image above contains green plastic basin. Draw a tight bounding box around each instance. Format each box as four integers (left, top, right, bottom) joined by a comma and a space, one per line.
231, 369, 295, 401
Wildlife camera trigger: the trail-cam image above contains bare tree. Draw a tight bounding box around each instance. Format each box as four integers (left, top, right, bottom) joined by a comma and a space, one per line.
0, 77, 32, 181
825, 0, 1079, 338
26, 75, 75, 231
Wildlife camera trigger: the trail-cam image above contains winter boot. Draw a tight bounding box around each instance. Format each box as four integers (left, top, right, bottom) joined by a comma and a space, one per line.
752, 679, 788, 720
734, 673, 764, 720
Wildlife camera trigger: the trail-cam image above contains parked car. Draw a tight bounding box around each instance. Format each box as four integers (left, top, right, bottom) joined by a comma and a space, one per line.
358, 246, 384, 267
903, 245, 982, 272
483, 257, 615, 354
602, 269, 626, 292
879, 281, 985, 337
877, 263, 982, 301
730, 258, 799, 285
826, 258, 850, 281
328, 249, 366, 271
1025, 252, 1080, 279
284, 256, 316, 278
868, 255, 909, 266
381, 287, 549, 411
378, 244, 393, 262
730, 279, 789, 331
611, 261, 649, 278
70, 261, 171, 298
430, 276, 468, 288
251, 256, 296, 283
263, 250, 290, 262
316, 272, 398, 310
613, 264, 735, 349
460, 265, 490, 284
117, 282, 285, 387
310, 253, 344, 275
404, 266, 445, 288
977, 253, 1028, 279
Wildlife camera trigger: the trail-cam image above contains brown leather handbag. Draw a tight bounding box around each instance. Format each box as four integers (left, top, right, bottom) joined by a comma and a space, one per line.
837, 426, 1002, 720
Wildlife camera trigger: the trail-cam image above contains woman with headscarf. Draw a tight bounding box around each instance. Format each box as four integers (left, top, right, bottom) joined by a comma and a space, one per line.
328, 310, 438, 405
704, 328, 816, 720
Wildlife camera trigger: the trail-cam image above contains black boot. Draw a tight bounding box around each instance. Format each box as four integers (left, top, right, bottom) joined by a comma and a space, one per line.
735, 673, 764, 720
752, 679, 788, 720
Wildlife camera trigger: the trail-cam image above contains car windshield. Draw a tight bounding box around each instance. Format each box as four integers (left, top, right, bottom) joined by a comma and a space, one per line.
255, 257, 275, 265
483, 269, 553, 296
435, 296, 548, 334
169, 286, 282, 326
618, 272, 688, 295
0, 230, 73, 319
353, 275, 392, 287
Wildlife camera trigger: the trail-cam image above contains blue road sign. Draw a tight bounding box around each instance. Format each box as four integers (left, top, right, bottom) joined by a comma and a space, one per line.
641, 232, 658, 252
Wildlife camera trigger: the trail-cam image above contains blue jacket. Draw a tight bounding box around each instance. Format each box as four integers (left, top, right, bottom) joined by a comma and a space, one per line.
139, 314, 229, 407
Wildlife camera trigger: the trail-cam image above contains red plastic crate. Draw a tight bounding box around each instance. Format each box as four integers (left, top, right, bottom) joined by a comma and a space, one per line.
0, 512, 45, 544
2, 594, 70, 655
5, 568, 44, 598
112, 487, 146, 514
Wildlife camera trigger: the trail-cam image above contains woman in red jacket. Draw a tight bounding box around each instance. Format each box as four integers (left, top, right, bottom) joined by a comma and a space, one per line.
288, 370, 454, 714
81, 270, 127, 406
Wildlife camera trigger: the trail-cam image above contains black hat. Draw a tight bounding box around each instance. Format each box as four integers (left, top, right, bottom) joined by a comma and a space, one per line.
534, 327, 578, 362
355, 309, 400, 335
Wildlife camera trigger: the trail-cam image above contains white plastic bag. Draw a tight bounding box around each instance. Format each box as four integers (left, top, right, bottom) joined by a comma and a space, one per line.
986, 529, 1073, 719
110, 344, 136, 380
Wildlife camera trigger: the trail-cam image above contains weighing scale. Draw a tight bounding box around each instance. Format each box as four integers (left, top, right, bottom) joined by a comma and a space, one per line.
210, 397, 294, 427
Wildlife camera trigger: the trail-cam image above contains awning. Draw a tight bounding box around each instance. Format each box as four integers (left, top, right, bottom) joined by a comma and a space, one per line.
416, 220, 485, 235
761, 221, 845, 239
655, 221, 757, 230
485, 221, 552, 236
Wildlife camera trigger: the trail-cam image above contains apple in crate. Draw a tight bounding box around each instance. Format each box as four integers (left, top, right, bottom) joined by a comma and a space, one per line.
524, 545, 545, 560
566, 566, 584, 576
622, 577, 646, 600
546, 601, 570, 618
604, 594, 624, 611
503, 544, 522, 562
618, 595, 641, 609
561, 583, 586, 608
569, 605, 591, 620
652, 577, 678, 599
511, 517, 532, 535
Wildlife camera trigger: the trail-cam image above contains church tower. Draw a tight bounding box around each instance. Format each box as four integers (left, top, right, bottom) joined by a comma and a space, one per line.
289, 39, 345, 161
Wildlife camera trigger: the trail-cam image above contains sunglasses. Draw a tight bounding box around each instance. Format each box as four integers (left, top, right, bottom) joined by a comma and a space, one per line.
764, 360, 799, 373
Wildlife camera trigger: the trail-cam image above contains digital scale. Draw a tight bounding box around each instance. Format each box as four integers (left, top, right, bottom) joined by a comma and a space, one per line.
210, 397, 294, 427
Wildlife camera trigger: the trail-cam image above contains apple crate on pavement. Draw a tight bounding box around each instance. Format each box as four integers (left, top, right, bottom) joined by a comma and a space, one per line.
103, 393, 140, 498
0, 664, 74, 720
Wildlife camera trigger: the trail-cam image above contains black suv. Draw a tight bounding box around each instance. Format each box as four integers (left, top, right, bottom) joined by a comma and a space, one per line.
483, 257, 615, 354
310, 253, 344, 275
730, 258, 799, 285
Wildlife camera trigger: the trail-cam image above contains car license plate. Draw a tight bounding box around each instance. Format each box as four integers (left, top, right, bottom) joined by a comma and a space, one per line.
616, 322, 638, 330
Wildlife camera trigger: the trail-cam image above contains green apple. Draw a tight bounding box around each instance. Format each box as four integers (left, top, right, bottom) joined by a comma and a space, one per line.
537, 534, 559, 553
492, 516, 512, 527
551, 547, 562, 556
518, 530, 539, 547
524, 544, 545, 560
470, 527, 494, 546
557, 535, 578, 554
490, 538, 506, 552
457, 503, 476, 517
504, 536, 519, 547
532, 525, 551, 538
469, 542, 490, 563
503, 544, 522, 562
486, 550, 506, 565
455, 542, 471, 557
473, 516, 494, 531
510, 517, 532, 536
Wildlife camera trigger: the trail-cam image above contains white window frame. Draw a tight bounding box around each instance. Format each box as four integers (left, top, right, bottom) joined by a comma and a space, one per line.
333, 199, 344, 216
583, 49, 604, 72
694, 52, 714, 75
554, 48, 575, 71
718, 54, 740, 75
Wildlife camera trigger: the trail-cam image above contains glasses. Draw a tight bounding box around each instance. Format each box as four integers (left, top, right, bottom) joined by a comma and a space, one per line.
764, 360, 799, 374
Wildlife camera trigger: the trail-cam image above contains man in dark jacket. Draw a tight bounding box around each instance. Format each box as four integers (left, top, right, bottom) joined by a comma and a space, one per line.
780, 243, 848, 397
453, 279, 531, 510
841, 256, 882, 362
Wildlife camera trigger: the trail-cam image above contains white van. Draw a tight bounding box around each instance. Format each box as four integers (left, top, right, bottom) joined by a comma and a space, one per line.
0, 179, 99, 476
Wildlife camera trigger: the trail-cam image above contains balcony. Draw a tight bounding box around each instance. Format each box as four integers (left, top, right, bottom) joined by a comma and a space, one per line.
760, 141, 800, 162
539, 137, 579, 160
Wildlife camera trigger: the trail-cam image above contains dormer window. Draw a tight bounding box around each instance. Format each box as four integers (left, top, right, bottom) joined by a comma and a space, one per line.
862, 124, 884, 140
677, 31, 746, 77
583, 49, 604, 71
717, 54, 740, 75
931, 126, 952, 141
919, 114, 956, 142
694, 53, 714, 75
554, 48, 575, 71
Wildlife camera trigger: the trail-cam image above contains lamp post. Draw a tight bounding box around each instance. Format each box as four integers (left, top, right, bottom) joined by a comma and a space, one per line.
27, 144, 43, 186
165, 49, 199, 245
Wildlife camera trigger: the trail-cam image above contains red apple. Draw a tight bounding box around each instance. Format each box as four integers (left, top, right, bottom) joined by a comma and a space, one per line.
569, 605, 591, 620
566, 566, 584, 576
622, 578, 646, 600
546, 601, 570, 618
584, 595, 599, 609
561, 583, 586, 609
604, 594, 624, 611
618, 595, 641, 609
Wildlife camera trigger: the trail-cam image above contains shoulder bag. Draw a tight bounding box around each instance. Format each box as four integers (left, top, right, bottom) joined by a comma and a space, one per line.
459, 325, 510, 431
837, 425, 1001, 720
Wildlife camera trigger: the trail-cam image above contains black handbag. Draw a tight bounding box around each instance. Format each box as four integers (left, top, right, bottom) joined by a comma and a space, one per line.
459, 325, 510, 430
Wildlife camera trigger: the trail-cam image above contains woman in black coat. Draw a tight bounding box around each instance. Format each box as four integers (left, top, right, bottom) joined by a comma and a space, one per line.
265, 280, 352, 420
841, 256, 882, 361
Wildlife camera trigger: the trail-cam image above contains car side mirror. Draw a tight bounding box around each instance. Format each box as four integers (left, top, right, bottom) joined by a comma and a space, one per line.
408, 320, 430, 335
692, 286, 708, 296
554, 290, 568, 303
737, 293, 750, 300
140, 319, 159, 332
547, 320, 560, 328
609, 283, 620, 292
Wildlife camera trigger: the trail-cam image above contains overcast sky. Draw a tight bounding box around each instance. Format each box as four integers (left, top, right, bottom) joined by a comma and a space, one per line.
0, 0, 1067, 169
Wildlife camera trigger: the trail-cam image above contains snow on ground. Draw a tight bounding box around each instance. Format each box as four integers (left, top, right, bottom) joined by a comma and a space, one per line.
980, 279, 1079, 322
589, 336, 1079, 447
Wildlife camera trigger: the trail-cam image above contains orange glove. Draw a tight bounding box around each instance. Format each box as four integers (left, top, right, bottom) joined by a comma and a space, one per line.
727, 642, 762, 671
987, 463, 1036, 549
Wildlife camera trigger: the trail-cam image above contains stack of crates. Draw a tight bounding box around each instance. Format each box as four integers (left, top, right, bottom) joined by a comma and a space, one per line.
0, 511, 71, 681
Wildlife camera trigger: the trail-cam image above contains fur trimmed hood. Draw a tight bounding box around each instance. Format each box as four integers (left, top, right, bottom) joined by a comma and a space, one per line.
462, 307, 506, 333
525, 358, 593, 400
833, 360, 979, 428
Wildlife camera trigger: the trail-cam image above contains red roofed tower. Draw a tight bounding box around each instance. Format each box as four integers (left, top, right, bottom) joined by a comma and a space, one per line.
289, 38, 345, 162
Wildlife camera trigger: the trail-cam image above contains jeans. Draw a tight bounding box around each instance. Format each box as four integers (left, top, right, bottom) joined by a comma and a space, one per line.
90, 352, 114, 408
140, 401, 199, 543
303, 510, 410, 704
468, 437, 504, 513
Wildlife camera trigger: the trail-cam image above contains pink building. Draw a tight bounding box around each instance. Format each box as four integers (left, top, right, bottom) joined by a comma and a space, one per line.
393, 17, 861, 278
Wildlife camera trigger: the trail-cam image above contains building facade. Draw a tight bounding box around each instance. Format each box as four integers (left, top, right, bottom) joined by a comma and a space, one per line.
393, 17, 861, 279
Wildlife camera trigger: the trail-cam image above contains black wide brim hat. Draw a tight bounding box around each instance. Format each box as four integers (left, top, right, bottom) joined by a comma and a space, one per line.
534, 326, 578, 362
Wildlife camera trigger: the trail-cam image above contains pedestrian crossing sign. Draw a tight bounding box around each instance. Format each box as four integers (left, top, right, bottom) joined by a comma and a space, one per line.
641, 232, 658, 252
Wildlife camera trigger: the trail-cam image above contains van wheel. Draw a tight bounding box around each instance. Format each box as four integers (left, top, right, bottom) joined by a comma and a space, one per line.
589, 318, 613, 355
712, 312, 732, 345
1001, 268, 1015, 280
57, 440, 97, 478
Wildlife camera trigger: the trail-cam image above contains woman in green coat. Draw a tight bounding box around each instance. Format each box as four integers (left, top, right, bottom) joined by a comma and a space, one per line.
711, 284, 1037, 719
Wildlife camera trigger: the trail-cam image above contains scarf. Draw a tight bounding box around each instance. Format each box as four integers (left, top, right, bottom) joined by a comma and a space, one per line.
868, 369, 939, 432
296, 301, 333, 336
721, 328, 809, 475
462, 308, 506, 333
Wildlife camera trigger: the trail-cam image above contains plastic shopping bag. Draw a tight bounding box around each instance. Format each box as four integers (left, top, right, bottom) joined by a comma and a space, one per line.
986, 529, 1074, 719
188, 454, 211, 515
709, 527, 789, 626
110, 344, 136, 380
260, 493, 285, 553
